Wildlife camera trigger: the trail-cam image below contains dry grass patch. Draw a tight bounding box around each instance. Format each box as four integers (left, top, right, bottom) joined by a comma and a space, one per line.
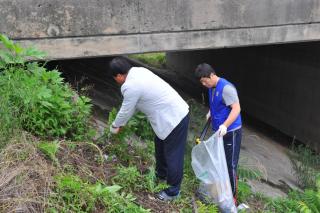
0, 135, 55, 213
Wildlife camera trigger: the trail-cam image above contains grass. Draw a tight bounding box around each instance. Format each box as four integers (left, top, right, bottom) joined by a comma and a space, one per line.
0, 134, 55, 212
128, 52, 166, 69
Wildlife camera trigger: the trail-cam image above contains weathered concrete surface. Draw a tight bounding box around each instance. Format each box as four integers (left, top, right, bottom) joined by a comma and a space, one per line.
1, 0, 320, 59
166, 42, 320, 152
241, 125, 299, 197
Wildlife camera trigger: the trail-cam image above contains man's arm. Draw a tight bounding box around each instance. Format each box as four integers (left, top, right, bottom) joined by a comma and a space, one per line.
223, 102, 241, 128
222, 84, 241, 128
112, 85, 140, 128
217, 84, 241, 136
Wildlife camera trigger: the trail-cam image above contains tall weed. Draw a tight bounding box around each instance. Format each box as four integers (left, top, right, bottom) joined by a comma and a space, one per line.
290, 143, 320, 189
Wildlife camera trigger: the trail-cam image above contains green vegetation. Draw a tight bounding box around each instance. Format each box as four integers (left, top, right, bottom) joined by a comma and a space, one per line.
290, 143, 320, 188
0, 34, 92, 142
129, 52, 166, 69
112, 165, 143, 191
104, 108, 154, 143
235, 146, 320, 213
196, 200, 219, 213
38, 140, 60, 164
49, 174, 149, 213
143, 166, 168, 193
265, 180, 320, 213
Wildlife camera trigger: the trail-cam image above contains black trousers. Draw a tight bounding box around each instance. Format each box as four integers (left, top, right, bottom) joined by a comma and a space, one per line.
223, 128, 242, 198
154, 114, 189, 196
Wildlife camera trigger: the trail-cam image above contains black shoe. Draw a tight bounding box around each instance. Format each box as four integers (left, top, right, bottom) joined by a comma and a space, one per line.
195, 189, 212, 205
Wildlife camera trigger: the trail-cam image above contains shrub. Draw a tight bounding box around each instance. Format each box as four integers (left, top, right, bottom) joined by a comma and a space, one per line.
0, 34, 92, 141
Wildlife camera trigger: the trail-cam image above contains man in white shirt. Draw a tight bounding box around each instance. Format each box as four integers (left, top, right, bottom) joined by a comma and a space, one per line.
109, 57, 189, 201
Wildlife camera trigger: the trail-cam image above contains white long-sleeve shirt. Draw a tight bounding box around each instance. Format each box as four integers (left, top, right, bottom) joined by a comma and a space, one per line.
113, 67, 189, 140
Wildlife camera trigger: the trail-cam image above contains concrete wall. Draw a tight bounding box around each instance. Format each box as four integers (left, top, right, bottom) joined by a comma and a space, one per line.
2, 0, 320, 59
166, 43, 320, 151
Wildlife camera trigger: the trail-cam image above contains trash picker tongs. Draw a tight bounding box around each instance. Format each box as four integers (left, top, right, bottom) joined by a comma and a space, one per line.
195, 119, 211, 144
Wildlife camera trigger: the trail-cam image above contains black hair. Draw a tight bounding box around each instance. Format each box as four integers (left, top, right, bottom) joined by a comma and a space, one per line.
194, 63, 216, 79
109, 57, 133, 77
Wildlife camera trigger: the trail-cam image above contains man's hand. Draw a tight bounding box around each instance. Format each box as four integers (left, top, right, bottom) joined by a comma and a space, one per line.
218, 125, 227, 137
110, 124, 120, 134
206, 110, 211, 121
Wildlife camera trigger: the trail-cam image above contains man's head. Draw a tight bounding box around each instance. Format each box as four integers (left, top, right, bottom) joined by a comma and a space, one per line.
109, 57, 133, 85
194, 63, 218, 88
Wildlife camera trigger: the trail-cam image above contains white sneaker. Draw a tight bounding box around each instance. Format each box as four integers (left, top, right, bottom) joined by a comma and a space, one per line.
237, 203, 250, 211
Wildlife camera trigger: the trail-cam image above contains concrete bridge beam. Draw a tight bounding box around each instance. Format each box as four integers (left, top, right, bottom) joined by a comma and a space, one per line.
1, 0, 320, 59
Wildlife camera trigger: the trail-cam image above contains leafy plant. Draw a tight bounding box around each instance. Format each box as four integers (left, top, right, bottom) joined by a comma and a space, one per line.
112, 165, 143, 192
0, 34, 46, 146
129, 139, 155, 165
0, 34, 92, 140
49, 174, 149, 212
105, 108, 133, 142
104, 108, 155, 165
196, 200, 219, 213
128, 113, 154, 141
0, 34, 46, 68
106, 108, 154, 142
38, 141, 60, 164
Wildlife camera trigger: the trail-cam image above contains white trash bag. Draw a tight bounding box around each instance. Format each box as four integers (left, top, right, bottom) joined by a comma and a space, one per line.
191, 133, 237, 213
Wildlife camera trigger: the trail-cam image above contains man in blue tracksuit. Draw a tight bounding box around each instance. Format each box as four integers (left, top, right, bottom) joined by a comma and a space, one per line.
195, 63, 242, 203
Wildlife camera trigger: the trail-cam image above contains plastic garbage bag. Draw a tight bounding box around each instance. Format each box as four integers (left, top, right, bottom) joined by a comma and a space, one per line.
191, 132, 237, 213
